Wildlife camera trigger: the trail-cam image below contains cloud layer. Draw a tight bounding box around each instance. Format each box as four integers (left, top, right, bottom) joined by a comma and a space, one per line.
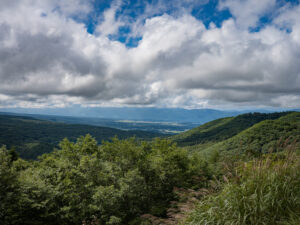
0, 0, 300, 109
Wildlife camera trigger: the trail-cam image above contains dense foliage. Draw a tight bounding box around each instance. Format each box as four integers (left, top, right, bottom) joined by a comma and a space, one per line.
171, 112, 290, 147
185, 149, 300, 225
182, 112, 300, 225
0, 115, 162, 159
203, 112, 300, 157
0, 136, 206, 225
1, 111, 299, 225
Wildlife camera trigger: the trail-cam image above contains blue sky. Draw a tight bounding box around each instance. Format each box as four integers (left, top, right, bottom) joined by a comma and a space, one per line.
0, 0, 300, 109
82, 0, 298, 45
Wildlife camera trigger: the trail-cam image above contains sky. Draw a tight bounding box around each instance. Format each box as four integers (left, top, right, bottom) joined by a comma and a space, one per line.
0, 0, 300, 110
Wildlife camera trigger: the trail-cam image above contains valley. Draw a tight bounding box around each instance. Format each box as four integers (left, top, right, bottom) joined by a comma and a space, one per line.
0, 111, 299, 225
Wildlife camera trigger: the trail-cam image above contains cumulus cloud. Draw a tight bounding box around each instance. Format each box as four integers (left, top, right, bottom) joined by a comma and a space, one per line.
95, 0, 124, 36
0, 0, 300, 109
219, 0, 276, 28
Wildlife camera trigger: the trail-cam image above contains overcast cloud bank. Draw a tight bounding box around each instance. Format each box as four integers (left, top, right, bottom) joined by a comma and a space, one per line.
0, 0, 300, 109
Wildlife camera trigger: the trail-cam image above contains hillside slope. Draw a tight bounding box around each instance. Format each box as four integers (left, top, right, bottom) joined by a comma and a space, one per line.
1, 112, 299, 225
0, 115, 163, 159
200, 112, 300, 157
171, 112, 290, 147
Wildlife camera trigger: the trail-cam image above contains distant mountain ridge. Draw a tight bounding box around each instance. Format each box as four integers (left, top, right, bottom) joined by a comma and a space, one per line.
0, 107, 269, 123
1, 110, 298, 160
0, 114, 163, 159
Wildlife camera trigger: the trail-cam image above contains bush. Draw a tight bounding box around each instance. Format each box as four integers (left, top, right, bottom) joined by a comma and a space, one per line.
185, 150, 300, 225
1, 135, 208, 225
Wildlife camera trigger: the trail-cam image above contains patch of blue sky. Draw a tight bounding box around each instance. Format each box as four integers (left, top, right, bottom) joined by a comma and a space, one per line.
249, 0, 299, 33
74, 0, 300, 46
40, 12, 47, 17
191, 0, 232, 28
115, 26, 143, 47
85, 1, 112, 34
248, 14, 274, 33
278, 0, 299, 6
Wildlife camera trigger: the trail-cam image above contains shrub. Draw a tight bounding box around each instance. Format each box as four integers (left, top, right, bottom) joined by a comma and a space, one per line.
185, 150, 300, 225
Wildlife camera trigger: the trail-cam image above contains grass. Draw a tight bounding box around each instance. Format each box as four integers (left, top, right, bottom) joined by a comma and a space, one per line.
184, 149, 300, 225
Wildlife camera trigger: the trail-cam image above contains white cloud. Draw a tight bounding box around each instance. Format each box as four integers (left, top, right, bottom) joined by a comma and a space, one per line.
95, 0, 124, 36
219, 0, 276, 28
0, 0, 300, 109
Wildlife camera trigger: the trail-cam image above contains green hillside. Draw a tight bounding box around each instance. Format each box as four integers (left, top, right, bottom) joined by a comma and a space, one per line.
171, 112, 290, 147
201, 112, 300, 157
181, 112, 300, 225
0, 115, 163, 159
1, 112, 299, 225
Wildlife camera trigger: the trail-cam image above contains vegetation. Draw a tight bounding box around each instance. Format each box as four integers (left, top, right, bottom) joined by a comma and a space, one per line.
0, 136, 207, 225
182, 112, 300, 225
171, 112, 290, 147
184, 149, 300, 225
0, 111, 299, 225
0, 115, 163, 159
202, 112, 300, 157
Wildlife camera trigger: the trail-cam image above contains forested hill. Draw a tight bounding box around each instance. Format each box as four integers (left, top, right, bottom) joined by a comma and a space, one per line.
171, 112, 291, 147
201, 111, 300, 156
1, 112, 299, 224
182, 112, 300, 224
0, 115, 163, 159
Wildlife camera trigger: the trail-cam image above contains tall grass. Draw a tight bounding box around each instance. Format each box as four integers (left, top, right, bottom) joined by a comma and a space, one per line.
184, 149, 300, 225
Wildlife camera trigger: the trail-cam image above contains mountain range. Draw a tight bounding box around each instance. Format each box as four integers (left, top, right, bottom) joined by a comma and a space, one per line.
0, 107, 284, 123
